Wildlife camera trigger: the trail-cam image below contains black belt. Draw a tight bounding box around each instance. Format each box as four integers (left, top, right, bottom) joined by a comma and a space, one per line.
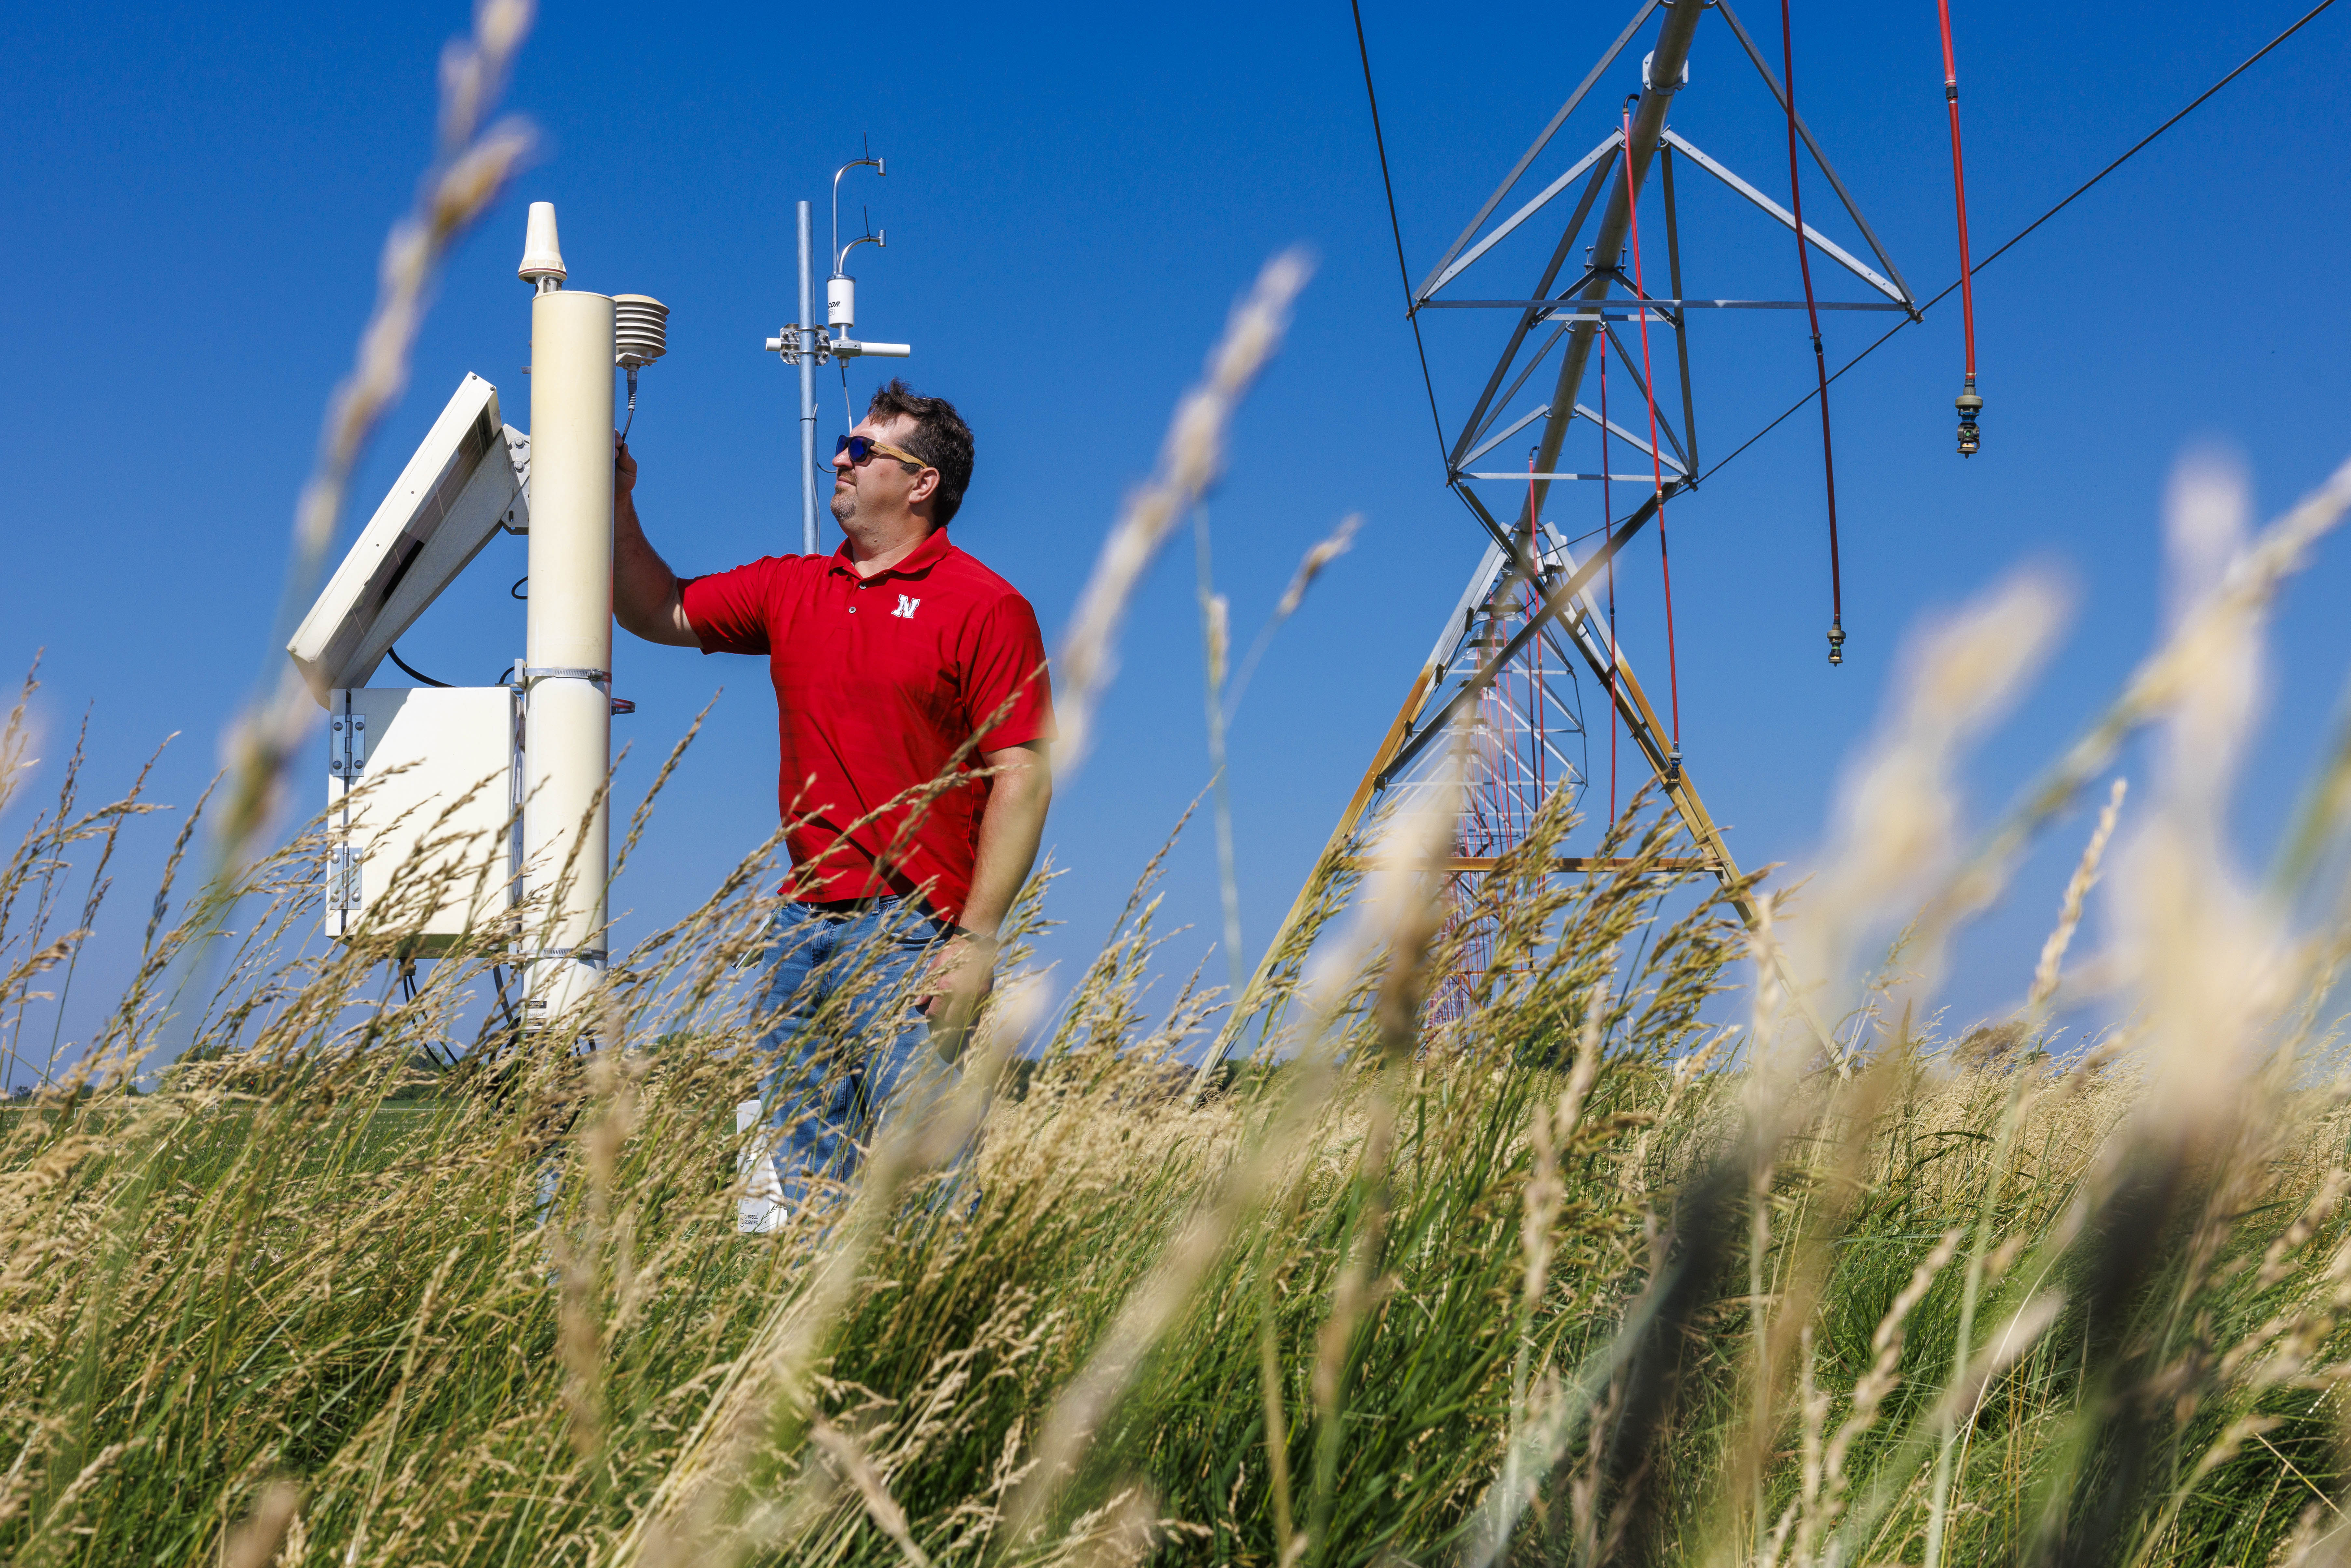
800, 894, 890, 918
792, 896, 970, 940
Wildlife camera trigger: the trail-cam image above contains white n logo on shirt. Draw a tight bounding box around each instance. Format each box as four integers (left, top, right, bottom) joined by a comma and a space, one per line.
893, 594, 921, 620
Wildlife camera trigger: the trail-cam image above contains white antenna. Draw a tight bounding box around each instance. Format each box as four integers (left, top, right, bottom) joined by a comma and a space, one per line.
517, 201, 566, 292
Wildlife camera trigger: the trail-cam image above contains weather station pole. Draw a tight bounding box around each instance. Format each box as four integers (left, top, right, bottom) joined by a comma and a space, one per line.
767, 152, 910, 552
797, 200, 818, 554
517, 203, 615, 1031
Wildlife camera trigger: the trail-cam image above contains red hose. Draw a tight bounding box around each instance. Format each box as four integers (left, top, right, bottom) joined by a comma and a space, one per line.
1623, 103, 1680, 756
1938, 0, 1985, 454
1599, 332, 1618, 822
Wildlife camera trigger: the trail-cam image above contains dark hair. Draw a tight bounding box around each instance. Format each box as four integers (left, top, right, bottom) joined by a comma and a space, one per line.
866, 379, 976, 526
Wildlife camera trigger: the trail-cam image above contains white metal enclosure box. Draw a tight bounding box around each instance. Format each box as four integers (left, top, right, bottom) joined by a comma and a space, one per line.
325, 686, 518, 948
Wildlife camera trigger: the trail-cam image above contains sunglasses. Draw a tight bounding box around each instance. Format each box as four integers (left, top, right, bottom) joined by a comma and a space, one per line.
835, 433, 930, 469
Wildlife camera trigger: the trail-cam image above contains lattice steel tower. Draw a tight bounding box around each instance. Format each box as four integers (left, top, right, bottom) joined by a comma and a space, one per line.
1246, 0, 1921, 1020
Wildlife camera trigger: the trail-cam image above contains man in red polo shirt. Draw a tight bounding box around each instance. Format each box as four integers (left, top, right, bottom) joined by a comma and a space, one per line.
611, 380, 1052, 1222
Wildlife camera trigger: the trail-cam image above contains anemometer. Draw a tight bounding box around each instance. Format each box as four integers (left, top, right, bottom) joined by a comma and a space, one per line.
766, 148, 913, 553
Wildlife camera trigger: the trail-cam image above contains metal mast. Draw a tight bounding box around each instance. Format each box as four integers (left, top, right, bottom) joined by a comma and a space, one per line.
796, 201, 817, 554
768, 156, 910, 554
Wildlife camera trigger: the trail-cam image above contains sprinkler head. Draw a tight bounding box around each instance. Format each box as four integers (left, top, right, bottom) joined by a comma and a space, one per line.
1828, 617, 1846, 666
1665, 748, 1683, 788
1955, 383, 1984, 458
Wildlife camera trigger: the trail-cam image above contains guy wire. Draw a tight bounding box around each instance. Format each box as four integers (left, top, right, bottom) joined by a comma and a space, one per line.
1353, 0, 1449, 466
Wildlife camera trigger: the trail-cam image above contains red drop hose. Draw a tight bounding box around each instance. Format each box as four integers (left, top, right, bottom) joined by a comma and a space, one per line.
1623, 103, 1681, 763
1599, 331, 1618, 822
1938, 0, 1985, 455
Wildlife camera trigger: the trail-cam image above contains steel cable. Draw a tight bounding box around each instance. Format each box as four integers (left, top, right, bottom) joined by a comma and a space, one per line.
1704, 0, 2341, 484
1353, 0, 1449, 466
1780, 0, 1847, 664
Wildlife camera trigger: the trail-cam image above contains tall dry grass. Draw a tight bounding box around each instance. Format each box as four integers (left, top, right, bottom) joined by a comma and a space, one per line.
11, 636, 2351, 1568
15, 14, 2351, 1567
13, 480, 2351, 1567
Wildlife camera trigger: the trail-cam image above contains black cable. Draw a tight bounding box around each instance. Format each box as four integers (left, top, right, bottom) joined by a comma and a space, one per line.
1702, 0, 2341, 484
387, 645, 452, 688
510, 576, 528, 601
1780, 0, 1847, 664
1352, 0, 1449, 465
491, 965, 520, 1038
393, 961, 463, 1071
1964, 0, 2339, 286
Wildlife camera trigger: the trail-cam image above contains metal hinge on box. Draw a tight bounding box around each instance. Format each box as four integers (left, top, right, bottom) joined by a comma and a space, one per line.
326, 843, 361, 913
327, 703, 369, 778
327, 698, 368, 913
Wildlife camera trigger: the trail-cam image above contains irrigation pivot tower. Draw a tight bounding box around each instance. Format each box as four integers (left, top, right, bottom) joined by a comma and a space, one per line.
1256, 0, 1921, 1019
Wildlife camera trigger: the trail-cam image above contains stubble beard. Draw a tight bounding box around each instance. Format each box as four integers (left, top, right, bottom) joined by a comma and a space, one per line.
829, 486, 855, 527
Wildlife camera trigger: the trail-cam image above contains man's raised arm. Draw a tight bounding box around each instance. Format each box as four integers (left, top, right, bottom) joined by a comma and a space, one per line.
613, 439, 700, 647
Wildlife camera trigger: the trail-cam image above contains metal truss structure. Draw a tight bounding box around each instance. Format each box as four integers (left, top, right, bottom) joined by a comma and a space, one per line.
1226, 0, 1921, 1044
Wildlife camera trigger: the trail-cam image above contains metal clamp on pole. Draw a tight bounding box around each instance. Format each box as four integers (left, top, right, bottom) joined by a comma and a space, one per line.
520, 666, 611, 688
522, 667, 632, 717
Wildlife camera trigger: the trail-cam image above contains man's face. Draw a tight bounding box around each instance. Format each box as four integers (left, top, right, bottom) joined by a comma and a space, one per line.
829, 413, 928, 529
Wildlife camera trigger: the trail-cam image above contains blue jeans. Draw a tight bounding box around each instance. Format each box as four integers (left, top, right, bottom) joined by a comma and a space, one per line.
745, 895, 955, 1225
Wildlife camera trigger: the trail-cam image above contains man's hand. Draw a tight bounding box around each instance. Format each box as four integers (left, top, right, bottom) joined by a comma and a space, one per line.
916, 741, 1050, 1026
612, 436, 699, 646
917, 930, 999, 1018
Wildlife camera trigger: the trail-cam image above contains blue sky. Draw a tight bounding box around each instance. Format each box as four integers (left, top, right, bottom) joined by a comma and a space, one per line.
5, 0, 2349, 1073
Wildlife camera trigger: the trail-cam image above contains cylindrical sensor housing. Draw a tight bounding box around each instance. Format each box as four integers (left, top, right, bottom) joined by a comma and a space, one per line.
827, 275, 856, 330
523, 286, 615, 1031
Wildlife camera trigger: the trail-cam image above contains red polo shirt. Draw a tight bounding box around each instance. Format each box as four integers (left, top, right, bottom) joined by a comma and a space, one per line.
680, 529, 1054, 925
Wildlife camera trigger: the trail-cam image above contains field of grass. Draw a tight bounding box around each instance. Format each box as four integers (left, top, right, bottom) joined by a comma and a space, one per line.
12, 510, 2351, 1568
13, 9, 2351, 1562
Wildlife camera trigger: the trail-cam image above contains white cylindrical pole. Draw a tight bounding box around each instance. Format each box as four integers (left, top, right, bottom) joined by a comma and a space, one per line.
797, 200, 817, 555
523, 284, 615, 1029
